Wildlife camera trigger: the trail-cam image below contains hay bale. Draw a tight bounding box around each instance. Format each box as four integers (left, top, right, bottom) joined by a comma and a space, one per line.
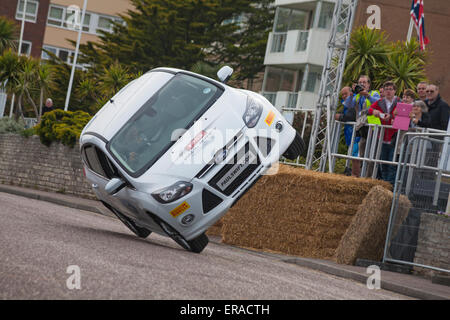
221, 164, 392, 259
334, 186, 412, 265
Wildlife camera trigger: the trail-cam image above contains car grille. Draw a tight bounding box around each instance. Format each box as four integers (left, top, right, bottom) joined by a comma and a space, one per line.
208, 142, 260, 196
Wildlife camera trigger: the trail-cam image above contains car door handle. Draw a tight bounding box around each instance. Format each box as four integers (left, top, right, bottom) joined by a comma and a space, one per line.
92, 183, 99, 189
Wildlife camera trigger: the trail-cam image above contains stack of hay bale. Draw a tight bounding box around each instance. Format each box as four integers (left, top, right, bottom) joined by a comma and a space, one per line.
212, 164, 395, 262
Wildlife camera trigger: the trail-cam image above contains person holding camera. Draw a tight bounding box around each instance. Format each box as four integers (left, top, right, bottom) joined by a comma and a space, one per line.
349, 76, 380, 176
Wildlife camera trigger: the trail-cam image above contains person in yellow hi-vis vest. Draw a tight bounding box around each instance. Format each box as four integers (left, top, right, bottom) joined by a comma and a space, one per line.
347, 75, 381, 177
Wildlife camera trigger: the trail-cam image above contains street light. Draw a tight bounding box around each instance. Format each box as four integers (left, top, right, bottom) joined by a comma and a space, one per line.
9, 0, 28, 118
64, 0, 88, 111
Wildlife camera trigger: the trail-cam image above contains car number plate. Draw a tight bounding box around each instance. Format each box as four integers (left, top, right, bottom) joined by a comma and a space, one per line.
216, 151, 257, 191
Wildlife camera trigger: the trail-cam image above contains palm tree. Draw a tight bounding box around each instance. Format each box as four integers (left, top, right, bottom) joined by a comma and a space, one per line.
0, 49, 22, 119
343, 26, 389, 85
16, 56, 40, 120
99, 61, 131, 98
0, 17, 18, 53
381, 48, 427, 96
36, 62, 55, 122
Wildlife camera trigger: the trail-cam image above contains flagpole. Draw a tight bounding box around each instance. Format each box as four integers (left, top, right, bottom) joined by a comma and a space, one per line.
10, 0, 28, 118
406, 17, 414, 42
64, 0, 88, 111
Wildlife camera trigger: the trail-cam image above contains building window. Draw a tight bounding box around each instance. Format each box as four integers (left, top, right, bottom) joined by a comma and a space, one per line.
48, 5, 91, 32
274, 7, 311, 33
318, 2, 334, 29
47, 4, 121, 35
17, 40, 32, 56
306, 72, 320, 93
16, 0, 39, 23
41, 45, 88, 70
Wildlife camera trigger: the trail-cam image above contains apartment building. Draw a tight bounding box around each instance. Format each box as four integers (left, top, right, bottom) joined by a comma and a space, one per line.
261, 0, 450, 112
0, 0, 133, 65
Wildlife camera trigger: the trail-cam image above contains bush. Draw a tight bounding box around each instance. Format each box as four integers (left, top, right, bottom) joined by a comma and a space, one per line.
0, 117, 26, 134
35, 109, 92, 147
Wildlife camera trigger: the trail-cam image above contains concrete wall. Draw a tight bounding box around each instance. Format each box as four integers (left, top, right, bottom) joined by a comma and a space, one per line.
414, 212, 450, 276
0, 134, 94, 199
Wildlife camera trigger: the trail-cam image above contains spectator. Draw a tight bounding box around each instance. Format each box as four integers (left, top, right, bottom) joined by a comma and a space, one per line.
416, 81, 428, 101
402, 89, 416, 104
379, 87, 385, 99
42, 98, 54, 115
409, 100, 430, 128
349, 75, 381, 167
424, 84, 450, 131
368, 81, 400, 185
395, 100, 431, 160
335, 86, 360, 176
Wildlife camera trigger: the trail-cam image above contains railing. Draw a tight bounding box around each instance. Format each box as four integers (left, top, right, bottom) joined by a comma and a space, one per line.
262, 92, 277, 106
383, 131, 450, 274
270, 32, 287, 53
329, 121, 448, 179
287, 92, 298, 109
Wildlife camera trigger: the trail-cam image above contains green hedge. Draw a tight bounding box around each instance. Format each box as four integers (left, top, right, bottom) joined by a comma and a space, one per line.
0, 117, 26, 134
35, 109, 92, 147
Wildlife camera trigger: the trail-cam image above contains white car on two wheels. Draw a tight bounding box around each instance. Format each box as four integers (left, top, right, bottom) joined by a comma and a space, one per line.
80, 66, 305, 253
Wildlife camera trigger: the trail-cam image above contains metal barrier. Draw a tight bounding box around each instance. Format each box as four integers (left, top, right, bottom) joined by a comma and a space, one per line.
329, 121, 447, 179
382, 131, 450, 274
24, 117, 38, 129
279, 108, 314, 168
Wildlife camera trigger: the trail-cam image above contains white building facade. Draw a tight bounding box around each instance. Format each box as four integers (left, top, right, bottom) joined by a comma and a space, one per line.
261, 0, 350, 114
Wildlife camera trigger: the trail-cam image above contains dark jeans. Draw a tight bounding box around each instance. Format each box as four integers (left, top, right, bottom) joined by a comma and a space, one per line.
381, 143, 396, 186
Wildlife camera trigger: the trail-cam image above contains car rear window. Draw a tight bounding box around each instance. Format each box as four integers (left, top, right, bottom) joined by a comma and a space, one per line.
108, 73, 223, 176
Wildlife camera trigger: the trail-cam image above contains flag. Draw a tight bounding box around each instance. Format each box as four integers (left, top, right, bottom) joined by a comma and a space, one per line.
410, 0, 430, 50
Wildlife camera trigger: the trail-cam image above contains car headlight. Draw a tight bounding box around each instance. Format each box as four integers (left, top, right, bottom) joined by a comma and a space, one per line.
243, 96, 263, 128
152, 181, 193, 204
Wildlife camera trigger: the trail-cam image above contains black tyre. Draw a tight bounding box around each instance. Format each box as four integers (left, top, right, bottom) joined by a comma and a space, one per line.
283, 131, 306, 160
103, 202, 151, 238
156, 219, 209, 253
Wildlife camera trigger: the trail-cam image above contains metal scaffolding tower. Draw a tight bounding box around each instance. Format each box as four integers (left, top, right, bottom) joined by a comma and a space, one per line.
305, 0, 358, 171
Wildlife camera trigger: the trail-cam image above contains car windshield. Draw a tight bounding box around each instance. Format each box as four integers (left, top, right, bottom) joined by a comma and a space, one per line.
109, 73, 222, 175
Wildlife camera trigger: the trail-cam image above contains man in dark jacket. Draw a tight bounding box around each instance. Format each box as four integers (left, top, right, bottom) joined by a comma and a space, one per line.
424, 85, 449, 131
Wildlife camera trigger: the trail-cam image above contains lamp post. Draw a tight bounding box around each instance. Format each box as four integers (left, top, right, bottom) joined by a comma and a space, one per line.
64, 0, 88, 111
9, 0, 28, 118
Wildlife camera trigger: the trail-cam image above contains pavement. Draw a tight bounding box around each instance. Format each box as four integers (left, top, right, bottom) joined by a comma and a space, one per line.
1, 183, 449, 300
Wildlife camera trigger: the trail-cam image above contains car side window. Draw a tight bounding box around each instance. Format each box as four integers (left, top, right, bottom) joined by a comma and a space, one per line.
82, 145, 119, 180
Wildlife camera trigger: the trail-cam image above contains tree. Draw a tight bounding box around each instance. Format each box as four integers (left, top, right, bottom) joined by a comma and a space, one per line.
211, 0, 274, 88
380, 39, 427, 95
77, 0, 269, 78
36, 62, 55, 122
343, 26, 389, 86
343, 26, 428, 93
0, 17, 18, 53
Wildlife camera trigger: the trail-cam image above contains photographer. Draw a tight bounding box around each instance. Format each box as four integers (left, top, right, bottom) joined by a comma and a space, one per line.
350, 75, 381, 175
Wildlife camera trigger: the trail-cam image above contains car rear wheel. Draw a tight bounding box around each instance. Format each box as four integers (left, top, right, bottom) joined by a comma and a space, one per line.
103, 202, 152, 238
283, 131, 306, 160
156, 219, 209, 253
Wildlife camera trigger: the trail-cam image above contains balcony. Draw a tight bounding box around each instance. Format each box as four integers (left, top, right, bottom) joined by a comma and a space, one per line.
264, 28, 330, 67
262, 91, 318, 112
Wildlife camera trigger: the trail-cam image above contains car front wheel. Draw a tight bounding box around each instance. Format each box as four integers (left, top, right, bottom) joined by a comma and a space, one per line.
283, 131, 306, 160
156, 218, 209, 253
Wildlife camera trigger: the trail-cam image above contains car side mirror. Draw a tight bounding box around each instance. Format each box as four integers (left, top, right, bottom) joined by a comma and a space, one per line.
105, 178, 126, 195
217, 66, 233, 84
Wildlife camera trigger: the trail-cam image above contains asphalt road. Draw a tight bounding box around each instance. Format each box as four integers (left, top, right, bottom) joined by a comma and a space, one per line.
0, 192, 412, 300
